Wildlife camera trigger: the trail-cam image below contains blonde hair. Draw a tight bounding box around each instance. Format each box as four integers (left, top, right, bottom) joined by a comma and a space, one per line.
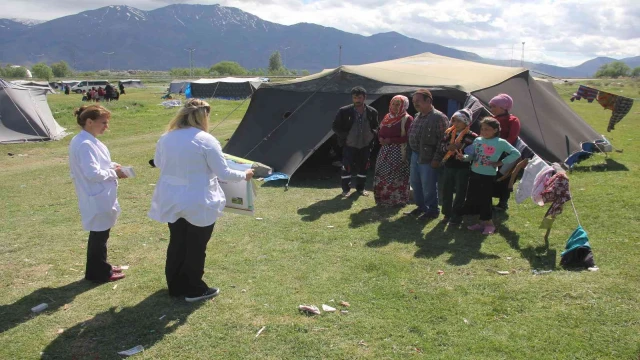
166, 99, 210, 132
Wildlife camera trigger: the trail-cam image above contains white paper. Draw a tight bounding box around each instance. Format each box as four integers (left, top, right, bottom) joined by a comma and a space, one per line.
322, 304, 336, 312
117, 345, 144, 356
121, 166, 136, 178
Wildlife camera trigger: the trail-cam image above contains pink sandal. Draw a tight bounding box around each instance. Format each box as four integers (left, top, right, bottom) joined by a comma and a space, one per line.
482, 225, 496, 235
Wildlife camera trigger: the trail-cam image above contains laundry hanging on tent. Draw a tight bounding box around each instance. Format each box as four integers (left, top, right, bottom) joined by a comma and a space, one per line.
570, 85, 598, 102
540, 172, 571, 217
607, 95, 634, 132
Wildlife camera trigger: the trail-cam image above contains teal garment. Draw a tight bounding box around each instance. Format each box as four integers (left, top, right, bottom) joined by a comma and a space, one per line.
463, 137, 520, 176
561, 226, 591, 256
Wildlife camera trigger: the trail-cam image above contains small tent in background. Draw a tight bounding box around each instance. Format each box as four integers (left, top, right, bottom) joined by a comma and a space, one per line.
186, 77, 262, 99
49, 80, 81, 90
168, 80, 193, 94
223, 53, 605, 177
0, 79, 68, 143
119, 79, 145, 88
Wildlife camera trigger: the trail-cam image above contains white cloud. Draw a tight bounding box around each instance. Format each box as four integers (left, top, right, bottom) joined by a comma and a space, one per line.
2, 0, 638, 66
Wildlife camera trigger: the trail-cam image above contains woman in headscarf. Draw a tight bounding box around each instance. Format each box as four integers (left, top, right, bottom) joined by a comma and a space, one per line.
373, 95, 413, 206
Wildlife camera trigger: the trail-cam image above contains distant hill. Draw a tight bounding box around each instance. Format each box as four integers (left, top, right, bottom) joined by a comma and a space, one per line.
0, 4, 637, 78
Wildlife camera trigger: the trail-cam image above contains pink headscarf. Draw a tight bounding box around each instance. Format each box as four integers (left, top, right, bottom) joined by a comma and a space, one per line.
489, 93, 514, 112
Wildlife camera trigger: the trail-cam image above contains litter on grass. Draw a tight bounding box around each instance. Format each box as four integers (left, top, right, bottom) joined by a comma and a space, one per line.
322, 304, 336, 312
31, 303, 48, 313
298, 305, 321, 315
255, 326, 266, 338
117, 345, 144, 357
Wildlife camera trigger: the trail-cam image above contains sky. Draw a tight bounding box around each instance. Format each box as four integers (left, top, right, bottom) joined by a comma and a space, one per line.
3, 0, 639, 67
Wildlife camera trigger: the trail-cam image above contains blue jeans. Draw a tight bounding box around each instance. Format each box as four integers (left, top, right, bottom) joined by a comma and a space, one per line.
410, 152, 440, 214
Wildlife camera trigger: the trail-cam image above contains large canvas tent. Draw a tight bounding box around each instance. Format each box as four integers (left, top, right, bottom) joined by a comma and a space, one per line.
0, 79, 68, 143
187, 77, 262, 99
119, 79, 145, 88
224, 53, 604, 176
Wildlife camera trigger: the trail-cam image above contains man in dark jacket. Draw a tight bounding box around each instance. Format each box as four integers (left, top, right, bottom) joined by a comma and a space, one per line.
332, 86, 379, 197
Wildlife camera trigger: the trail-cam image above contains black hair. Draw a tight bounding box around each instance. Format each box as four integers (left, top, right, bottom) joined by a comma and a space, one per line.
351, 86, 366, 96
480, 117, 501, 137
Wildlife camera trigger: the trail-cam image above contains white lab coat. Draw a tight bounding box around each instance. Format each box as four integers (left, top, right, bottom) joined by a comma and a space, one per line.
148, 127, 246, 227
69, 130, 121, 231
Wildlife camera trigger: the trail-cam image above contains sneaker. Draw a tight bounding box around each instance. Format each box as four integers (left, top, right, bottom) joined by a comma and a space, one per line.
340, 190, 350, 198
403, 208, 424, 217
418, 211, 439, 220
108, 273, 126, 282
357, 190, 369, 196
467, 223, 485, 231
185, 287, 220, 302
482, 225, 496, 235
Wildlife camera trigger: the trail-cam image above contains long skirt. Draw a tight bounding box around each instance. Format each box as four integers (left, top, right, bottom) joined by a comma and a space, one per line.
373, 144, 410, 206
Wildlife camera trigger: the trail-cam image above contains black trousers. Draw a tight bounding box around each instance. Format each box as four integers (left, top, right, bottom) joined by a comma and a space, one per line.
341, 145, 371, 192
85, 229, 112, 283
458, 172, 494, 221
494, 175, 512, 205
166, 218, 215, 297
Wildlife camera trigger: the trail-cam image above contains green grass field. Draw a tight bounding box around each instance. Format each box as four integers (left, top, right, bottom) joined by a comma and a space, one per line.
1, 82, 639, 359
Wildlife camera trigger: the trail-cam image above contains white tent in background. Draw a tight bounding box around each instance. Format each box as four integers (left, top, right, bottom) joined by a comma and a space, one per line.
0, 79, 68, 143
10, 80, 56, 94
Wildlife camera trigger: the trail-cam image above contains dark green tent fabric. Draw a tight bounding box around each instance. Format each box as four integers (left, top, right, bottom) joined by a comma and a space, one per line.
223, 54, 604, 176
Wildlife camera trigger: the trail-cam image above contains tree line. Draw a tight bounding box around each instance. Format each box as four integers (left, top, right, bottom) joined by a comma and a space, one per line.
595, 61, 640, 78
169, 51, 309, 77
0, 51, 310, 80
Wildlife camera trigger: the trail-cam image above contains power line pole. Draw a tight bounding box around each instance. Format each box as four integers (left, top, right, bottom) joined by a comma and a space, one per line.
521, 42, 525, 67
184, 48, 196, 77
282, 47, 290, 69
339, 45, 342, 66
511, 44, 514, 67
102, 52, 114, 73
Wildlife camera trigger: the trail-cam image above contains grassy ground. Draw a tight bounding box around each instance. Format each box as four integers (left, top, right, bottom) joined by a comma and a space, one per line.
1, 82, 639, 359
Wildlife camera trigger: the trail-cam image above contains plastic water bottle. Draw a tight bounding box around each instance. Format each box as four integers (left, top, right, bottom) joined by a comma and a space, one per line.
532, 269, 553, 275
31, 303, 48, 313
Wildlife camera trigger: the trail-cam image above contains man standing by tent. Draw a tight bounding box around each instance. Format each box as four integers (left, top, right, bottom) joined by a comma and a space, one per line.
332, 86, 379, 197
405, 89, 449, 219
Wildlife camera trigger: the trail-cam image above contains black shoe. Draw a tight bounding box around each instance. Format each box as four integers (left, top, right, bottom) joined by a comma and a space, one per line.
448, 216, 463, 225
185, 287, 220, 302
418, 211, 439, 220
404, 208, 424, 217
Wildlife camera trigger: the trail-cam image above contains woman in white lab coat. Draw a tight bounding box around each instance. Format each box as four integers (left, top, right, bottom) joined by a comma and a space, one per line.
149, 99, 254, 302
69, 105, 128, 283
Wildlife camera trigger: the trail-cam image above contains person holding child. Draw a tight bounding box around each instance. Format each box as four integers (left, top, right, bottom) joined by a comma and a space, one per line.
456, 117, 520, 235
432, 109, 477, 225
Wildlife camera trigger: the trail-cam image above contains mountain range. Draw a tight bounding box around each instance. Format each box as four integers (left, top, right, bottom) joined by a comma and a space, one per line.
0, 4, 638, 78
